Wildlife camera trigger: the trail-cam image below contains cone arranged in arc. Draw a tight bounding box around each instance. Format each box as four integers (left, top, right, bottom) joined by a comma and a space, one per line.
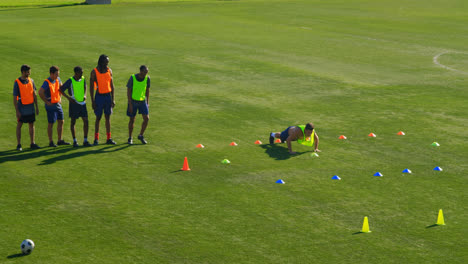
397, 131, 405, 135
311, 153, 319, 157
368, 133, 376, 137
230, 142, 238, 146
436, 209, 445, 225
432, 142, 440, 147
361, 216, 371, 233
402, 168, 412, 173
433, 166, 443, 171
275, 138, 282, 143
254, 140, 262, 144
196, 144, 205, 148
276, 179, 285, 184
373, 172, 383, 177
331, 175, 341, 180
339, 135, 347, 139
181, 157, 191, 171
221, 159, 231, 164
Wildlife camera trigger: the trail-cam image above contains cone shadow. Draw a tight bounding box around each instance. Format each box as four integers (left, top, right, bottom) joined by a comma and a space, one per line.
426, 224, 439, 228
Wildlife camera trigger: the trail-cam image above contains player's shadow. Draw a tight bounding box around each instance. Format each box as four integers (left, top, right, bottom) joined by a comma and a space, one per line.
259, 144, 307, 160
0, 144, 129, 165
38, 144, 130, 165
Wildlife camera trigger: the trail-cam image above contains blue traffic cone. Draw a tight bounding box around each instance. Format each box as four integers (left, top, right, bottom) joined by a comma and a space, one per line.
402, 169, 412, 173
373, 172, 383, 177
276, 179, 285, 184
433, 166, 443, 171
331, 175, 341, 180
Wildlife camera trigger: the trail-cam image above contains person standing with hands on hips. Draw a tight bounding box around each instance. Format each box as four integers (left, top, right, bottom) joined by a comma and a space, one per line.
89, 54, 116, 145
60, 66, 91, 147
39, 66, 70, 147
127, 65, 150, 145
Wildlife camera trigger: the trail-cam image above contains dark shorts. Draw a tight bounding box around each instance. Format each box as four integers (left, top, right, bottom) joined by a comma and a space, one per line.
94, 93, 113, 117
280, 126, 293, 142
18, 114, 36, 124
127, 100, 149, 117
45, 104, 64, 123
69, 102, 88, 119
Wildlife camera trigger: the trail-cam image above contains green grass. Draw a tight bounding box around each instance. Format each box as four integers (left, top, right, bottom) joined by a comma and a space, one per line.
1, 0, 467, 263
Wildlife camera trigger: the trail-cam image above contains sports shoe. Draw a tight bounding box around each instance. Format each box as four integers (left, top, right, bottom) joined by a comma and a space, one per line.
128, 137, 133, 145
49, 141, 57, 147
57, 140, 71, 145
93, 139, 99, 146
30, 143, 40, 149
16, 144, 22, 151
73, 142, 79, 148
269, 133, 274, 144
137, 135, 147, 144
106, 138, 116, 145
83, 141, 91, 147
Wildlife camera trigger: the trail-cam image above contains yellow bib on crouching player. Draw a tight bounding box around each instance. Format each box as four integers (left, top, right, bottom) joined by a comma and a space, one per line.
297, 125, 315, 146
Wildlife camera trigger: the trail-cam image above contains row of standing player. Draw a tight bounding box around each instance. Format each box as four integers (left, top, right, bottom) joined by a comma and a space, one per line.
13, 54, 151, 151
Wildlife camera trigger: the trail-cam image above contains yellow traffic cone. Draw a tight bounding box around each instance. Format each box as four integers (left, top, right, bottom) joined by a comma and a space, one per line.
361, 216, 371, 233
436, 209, 445, 225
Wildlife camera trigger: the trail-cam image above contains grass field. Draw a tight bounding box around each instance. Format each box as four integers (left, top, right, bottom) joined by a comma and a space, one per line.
1, 0, 467, 263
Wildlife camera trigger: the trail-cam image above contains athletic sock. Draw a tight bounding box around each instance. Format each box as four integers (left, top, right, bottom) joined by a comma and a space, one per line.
107, 132, 111, 140
95, 133, 99, 140
84, 137, 88, 142
73, 138, 77, 143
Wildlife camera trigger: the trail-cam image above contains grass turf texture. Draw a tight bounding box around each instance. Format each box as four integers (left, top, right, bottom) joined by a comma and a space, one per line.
1, 0, 467, 263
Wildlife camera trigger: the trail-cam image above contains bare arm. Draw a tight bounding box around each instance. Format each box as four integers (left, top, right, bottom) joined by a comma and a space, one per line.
127, 84, 133, 114
13, 96, 21, 119
110, 68, 115, 108
39, 88, 52, 106
286, 127, 300, 154
89, 70, 96, 109
146, 86, 150, 106
314, 132, 320, 152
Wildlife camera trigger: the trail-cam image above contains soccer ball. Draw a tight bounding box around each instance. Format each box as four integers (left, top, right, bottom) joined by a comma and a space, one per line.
21, 239, 35, 255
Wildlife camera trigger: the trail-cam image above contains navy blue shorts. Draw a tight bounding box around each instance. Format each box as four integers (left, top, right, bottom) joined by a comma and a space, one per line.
280, 126, 293, 142
69, 102, 88, 119
94, 93, 113, 117
127, 100, 149, 117
45, 104, 64, 123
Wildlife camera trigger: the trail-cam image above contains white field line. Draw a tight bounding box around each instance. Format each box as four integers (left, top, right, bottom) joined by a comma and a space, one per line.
433, 51, 468, 75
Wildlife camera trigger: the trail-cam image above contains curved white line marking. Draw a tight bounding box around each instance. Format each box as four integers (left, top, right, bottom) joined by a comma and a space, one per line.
433, 51, 468, 75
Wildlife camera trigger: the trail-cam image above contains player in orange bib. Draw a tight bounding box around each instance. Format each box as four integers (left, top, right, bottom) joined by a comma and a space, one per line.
89, 54, 116, 145
13, 64, 40, 151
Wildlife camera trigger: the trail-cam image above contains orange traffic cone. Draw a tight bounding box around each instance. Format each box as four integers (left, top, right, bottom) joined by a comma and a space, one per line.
275, 139, 281, 143
181, 157, 191, 171
255, 140, 262, 144
397, 131, 405, 135
196, 144, 204, 148
368, 133, 376, 137
339, 135, 347, 139
230, 142, 238, 146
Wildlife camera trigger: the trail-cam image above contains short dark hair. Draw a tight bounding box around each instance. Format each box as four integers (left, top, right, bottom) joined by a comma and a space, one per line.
74, 66, 83, 73
21, 64, 31, 73
140, 65, 148, 72
305, 123, 314, 130
50, 66, 59, 74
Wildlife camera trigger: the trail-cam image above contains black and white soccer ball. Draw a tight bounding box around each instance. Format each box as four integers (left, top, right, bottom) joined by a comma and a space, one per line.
21, 239, 35, 255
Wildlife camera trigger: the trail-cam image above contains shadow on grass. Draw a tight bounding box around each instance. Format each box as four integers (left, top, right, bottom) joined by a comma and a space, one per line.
7, 253, 26, 259
0, 144, 129, 165
426, 224, 440, 228
259, 144, 307, 160
0, 2, 86, 11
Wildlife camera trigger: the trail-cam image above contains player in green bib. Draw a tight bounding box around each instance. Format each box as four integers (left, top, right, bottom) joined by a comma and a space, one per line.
269, 123, 320, 154
60, 66, 90, 147
127, 65, 150, 144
